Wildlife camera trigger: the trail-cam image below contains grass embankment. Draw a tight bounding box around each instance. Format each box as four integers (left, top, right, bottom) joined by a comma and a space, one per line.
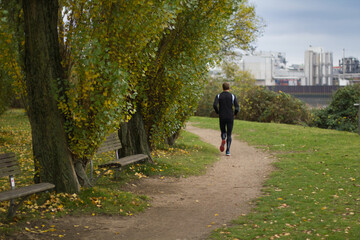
0, 109, 218, 236
191, 116, 359, 239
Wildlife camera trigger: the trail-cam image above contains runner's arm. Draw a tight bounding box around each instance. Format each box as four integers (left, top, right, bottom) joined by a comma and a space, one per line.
213, 95, 219, 114
234, 95, 239, 116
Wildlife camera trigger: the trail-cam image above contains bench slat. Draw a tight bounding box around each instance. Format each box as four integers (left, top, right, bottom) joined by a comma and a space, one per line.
0, 183, 55, 202
96, 133, 122, 154
0, 165, 20, 177
98, 154, 148, 168
96, 143, 122, 154
0, 153, 20, 178
0, 161, 18, 168
0, 152, 16, 160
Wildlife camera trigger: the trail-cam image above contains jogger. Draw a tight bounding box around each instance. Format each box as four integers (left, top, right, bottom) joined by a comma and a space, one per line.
213, 82, 239, 156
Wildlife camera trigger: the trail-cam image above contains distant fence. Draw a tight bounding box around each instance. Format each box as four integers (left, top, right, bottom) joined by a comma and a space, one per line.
266, 86, 341, 95
266, 86, 342, 108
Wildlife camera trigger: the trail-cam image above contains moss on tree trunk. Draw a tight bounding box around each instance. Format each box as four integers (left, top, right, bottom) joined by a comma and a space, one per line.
23, 0, 80, 192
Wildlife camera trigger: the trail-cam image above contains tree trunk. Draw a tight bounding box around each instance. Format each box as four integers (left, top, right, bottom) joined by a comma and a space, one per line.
23, 0, 80, 192
118, 109, 153, 163
166, 130, 181, 146
74, 160, 92, 188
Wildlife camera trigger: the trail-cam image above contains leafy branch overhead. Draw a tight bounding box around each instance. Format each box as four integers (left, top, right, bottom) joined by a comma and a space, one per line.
1, 0, 262, 192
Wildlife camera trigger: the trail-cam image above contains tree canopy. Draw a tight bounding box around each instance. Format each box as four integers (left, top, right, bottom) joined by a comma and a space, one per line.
1, 0, 262, 192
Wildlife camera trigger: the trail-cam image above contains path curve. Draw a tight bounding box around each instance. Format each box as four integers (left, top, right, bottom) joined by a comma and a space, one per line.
12, 124, 274, 240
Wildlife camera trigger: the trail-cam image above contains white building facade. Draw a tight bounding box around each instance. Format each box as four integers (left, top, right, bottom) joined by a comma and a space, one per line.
239, 52, 287, 86
238, 52, 306, 86
239, 55, 273, 85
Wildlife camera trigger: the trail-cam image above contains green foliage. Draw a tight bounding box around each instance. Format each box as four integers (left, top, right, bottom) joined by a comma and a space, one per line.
237, 87, 311, 124
196, 80, 222, 117
221, 0, 265, 52
313, 84, 360, 132
136, 0, 261, 147
0, 2, 25, 115
0, 70, 13, 115
57, 0, 179, 159
1, 0, 262, 183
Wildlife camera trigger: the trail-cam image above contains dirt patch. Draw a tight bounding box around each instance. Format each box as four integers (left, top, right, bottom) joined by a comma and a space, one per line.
10, 124, 274, 240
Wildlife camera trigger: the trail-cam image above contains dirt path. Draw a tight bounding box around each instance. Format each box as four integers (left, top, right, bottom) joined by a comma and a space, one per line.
12, 124, 274, 240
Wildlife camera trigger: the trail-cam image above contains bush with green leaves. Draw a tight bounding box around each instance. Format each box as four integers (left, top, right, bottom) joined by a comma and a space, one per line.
195, 80, 222, 117
313, 84, 360, 132
236, 86, 310, 124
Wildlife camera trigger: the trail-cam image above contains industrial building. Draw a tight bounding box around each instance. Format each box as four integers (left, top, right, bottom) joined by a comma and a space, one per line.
238, 51, 288, 86
238, 51, 305, 86
304, 47, 333, 85
210, 48, 359, 87
339, 57, 360, 74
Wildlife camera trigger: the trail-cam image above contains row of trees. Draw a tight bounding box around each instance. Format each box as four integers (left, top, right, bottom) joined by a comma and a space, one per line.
0, 0, 263, 192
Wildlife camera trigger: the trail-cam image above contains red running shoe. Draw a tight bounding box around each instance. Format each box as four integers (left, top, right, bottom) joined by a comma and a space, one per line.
219, 140, 226, 152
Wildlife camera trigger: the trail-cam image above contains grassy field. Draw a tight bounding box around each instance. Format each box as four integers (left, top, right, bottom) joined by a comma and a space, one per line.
1, 110, 359, 239
0, 109, 218, 236
190, 116, 359, 240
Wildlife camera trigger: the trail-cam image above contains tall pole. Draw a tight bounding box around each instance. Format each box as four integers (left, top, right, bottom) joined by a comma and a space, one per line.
355, 103, 360, 135
343, 48, 346, 83
358, 104, 360, 135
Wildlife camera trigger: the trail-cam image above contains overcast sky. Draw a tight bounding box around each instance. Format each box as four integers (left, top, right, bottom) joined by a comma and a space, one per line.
249, 0, 360, 66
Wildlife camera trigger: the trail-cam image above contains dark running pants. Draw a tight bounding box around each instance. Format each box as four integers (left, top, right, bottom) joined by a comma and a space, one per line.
219, 118, 233, 151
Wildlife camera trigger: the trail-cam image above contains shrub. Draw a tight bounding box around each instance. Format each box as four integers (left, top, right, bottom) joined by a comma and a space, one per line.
195, 80, 221, 117
313, 84, 360, 132
236, 87, 310, 124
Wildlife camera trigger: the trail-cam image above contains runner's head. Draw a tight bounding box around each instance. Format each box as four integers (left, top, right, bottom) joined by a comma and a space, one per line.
223, 82, 230, 91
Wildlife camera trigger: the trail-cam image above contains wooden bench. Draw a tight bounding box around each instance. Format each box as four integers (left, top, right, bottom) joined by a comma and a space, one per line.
90, 132, 150, 183
0, 153, 55, 218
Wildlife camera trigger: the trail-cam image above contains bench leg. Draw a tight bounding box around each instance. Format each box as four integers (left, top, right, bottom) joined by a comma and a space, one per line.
7, 196, 27, 219
113, 168, 123, 180
8, 199, 15, 219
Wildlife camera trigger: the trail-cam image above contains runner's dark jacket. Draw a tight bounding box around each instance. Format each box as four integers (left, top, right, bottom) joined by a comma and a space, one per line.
213, 91, 239, 120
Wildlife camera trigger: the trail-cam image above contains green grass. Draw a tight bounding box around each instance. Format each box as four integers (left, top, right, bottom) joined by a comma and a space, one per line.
190, 116, 359, 240
0, 109, 218, 237
2, 110, 359, 239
